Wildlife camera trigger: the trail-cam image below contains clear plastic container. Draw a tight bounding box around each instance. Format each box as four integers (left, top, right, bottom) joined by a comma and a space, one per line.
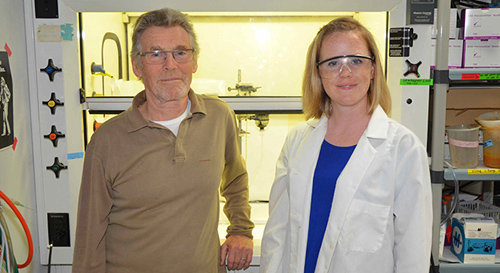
476, 111, 500, 168
446, 124, 480, 168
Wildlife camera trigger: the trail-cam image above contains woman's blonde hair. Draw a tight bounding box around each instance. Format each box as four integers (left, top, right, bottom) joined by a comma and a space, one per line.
302, 17, 391, 119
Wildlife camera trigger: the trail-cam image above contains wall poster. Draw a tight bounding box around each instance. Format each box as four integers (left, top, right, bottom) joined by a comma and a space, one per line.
0, 51, 13, 150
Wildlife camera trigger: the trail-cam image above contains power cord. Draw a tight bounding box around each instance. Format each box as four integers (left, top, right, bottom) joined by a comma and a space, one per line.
441, 161, 460, 226
47, 243, 53, 273
429, 161, 461, 273
0, 190, 33, 268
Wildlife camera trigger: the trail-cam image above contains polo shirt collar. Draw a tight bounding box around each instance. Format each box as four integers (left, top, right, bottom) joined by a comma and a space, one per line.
125, 89, 207, 133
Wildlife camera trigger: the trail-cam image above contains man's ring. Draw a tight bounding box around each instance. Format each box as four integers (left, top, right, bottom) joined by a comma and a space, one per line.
241, 258, 247, 261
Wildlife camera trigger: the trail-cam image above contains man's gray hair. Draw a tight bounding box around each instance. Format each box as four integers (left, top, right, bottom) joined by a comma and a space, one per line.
131, 8, 200, 65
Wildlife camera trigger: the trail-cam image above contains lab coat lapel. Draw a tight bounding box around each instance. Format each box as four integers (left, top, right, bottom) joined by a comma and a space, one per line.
315, 106, 388, 272
289, 116, 328, 272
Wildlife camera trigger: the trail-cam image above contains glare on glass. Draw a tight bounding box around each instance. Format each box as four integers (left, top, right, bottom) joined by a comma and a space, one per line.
317, 55, 373, 79
139, 49, 195, 65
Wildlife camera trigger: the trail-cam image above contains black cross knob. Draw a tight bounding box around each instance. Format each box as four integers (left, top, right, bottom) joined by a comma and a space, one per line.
42, 92, 64, 115
40, 59, 62, 82
404, 60, 422, 78
46, 157, 68, 178
44, 125, 65, 147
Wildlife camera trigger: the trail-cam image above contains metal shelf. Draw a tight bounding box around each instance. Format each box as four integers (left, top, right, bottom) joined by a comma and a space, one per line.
449, 82, 500, 89
430, 68, 500, 89
440, 261, 500, 273
448, 68, 500, 88
444, 161, 500, 181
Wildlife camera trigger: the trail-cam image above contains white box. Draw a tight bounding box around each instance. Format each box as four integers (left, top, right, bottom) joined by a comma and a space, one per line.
463, 39, 500, 68
463, 8, 500, 40
432, 8, 458, 39
451, 217, 497, 264
431, 39, 463, 68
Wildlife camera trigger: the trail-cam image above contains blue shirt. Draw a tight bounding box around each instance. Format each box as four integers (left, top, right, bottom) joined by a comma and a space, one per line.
304, 140, 356, 273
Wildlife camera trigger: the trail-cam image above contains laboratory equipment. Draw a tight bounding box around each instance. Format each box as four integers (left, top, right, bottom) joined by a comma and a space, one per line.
446, 124, 480, 168
476, 111, 500, 168
227, 69, 261, 96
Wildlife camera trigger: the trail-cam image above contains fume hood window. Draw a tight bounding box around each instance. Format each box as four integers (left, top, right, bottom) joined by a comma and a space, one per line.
80, 12, 386, 98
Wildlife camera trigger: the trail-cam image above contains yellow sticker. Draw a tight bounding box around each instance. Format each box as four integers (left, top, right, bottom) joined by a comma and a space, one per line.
48, 100, 56, 107
467, 169, 500, 175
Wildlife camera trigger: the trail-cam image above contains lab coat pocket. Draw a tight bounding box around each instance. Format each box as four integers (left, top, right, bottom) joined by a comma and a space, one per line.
338, 199, 390, 253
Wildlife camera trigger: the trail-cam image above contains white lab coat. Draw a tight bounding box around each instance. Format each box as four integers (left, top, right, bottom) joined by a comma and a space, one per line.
260, 106, 432, 273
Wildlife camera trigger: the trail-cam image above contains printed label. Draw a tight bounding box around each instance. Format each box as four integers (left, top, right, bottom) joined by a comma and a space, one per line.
468, 169, 500, 175
462, 73, 480, 80
461, 73, 500, 80
480, 73, 500, 80
448, 138, 479, 148
400, 79, 433, 85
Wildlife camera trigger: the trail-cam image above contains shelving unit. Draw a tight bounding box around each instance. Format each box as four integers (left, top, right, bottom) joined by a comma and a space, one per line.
438, 67, 500, 271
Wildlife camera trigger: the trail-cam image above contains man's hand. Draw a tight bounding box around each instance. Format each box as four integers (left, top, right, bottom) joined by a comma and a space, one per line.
220, 235, 253, 270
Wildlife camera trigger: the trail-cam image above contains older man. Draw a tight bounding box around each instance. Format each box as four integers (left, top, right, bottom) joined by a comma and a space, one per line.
73, 8, 254, 273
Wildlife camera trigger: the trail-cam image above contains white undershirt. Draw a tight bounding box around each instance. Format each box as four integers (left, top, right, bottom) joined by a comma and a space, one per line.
152, 99, 191, 137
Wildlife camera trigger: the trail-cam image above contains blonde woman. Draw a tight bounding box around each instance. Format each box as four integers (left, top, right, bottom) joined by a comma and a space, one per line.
260, 17, 432, 273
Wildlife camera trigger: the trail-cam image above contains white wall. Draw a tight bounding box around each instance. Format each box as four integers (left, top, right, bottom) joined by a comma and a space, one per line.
0, 0, 42, 272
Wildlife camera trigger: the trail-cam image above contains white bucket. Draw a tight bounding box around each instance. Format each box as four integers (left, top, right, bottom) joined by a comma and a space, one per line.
446, 124, 480, 168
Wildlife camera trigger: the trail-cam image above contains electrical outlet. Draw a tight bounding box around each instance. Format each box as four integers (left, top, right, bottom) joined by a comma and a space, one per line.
47, 213, 70, 247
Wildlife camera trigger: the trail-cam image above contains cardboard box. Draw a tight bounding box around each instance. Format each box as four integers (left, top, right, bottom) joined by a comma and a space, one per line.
463, 8, 500, 40
451, 217, 497, 264
431, 39, 463, 68
463, 39, 500, 68
446, 88, 500, 126
432, 8, 458, 39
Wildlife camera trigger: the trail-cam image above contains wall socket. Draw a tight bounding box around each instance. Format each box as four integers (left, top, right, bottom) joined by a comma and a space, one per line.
47, 213, 70, 247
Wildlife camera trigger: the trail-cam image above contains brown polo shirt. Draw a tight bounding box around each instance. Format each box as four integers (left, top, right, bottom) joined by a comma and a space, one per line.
73, 90, 253, 273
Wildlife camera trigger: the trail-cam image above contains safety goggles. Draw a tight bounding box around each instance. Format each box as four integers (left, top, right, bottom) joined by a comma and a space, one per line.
317, 54, 373, 79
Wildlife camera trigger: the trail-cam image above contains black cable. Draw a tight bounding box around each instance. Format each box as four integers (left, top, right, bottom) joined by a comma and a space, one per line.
47, 243, 53, 273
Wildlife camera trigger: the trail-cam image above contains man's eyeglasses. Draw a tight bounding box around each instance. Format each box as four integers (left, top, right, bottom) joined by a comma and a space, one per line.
317, 55, 373, 79
138, 49, 195, 65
